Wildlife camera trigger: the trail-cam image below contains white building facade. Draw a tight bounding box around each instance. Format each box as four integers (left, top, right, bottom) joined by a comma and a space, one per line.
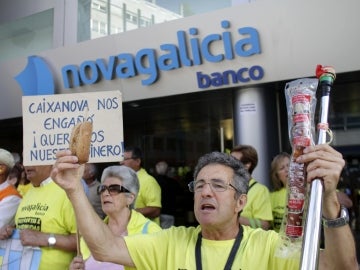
1, 0, 359, 186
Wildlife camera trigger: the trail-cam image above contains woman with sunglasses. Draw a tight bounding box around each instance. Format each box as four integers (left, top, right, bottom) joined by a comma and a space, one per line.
69, 165, 162, 270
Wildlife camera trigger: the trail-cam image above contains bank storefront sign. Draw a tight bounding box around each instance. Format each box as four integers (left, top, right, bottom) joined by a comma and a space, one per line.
15, 20, 264, 96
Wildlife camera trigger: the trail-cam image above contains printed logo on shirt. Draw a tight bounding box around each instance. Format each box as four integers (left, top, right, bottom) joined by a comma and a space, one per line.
20, 202, 49, 213
17, 217, 42, 231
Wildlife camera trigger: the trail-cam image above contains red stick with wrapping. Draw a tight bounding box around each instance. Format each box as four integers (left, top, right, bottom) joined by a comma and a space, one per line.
285, 79, 318, 239
275, 77, 318, 259
300, 65, 336, 270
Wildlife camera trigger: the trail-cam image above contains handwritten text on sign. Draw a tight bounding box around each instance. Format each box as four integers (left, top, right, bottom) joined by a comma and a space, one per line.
22, 90, 123, 166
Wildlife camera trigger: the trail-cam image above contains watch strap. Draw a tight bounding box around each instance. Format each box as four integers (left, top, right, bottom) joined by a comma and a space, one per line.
322, 205, 349, 228
48, 233, 56, 247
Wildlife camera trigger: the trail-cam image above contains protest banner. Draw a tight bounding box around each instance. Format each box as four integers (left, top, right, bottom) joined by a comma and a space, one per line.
0, 229, 41, 270
22, 90, 123, 165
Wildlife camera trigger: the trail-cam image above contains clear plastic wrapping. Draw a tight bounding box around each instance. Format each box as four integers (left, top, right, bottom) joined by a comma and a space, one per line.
276, 78, 318, 258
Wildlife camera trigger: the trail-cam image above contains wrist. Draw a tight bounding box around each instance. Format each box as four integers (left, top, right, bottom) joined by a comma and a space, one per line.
322, 192, 340, 219
322, 205, 349, 228
47, 233, 56, 247
67, 183, 86, 198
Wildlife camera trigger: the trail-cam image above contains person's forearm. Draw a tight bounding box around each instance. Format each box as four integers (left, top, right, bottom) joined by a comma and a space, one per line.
320, 194, 358, 269
67, 185, 111, 258
320, 225, 358, 269
136, 206, 161, 219
42, 233, 77, 252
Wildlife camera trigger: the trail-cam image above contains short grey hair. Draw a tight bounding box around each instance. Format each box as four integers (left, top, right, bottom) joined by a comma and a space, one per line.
101, 165, 139, 209
0, 148, 15, 169
193, 152, 250, 197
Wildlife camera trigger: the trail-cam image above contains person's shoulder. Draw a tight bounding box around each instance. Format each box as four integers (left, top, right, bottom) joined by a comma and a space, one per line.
129, 212, 197, 236
17, 183, 32, 196
250, 178, 267, 188
48, 180, 78, 208
271, 187, 285, 196
138, 168, 155, 179
0, 182, 21, 199
243, 225, 279, 242
139, 168, 160, 185
243, 226, 300, 270
128, 210, 161, 233
165, 225, 200, 239
250, 179, 270, 193
49, 179, 69, 193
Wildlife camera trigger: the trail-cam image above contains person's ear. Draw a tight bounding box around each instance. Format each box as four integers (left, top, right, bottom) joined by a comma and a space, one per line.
126, 193, 135, 207
235, 194, 247, 214
244, 162, 251, 171
134, 158, 142, 167
0, 165, 6, 174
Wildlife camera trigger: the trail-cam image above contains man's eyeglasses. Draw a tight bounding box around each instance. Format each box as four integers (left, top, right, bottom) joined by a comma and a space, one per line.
188, 179, 239, 193
122, 157, 135, 161
96, 184, 131, 195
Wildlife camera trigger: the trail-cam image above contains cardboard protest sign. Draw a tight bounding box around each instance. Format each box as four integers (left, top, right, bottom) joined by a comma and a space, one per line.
22, 90, 123, 166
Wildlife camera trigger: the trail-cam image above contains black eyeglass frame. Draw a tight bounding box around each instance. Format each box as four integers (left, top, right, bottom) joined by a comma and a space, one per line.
122, 157, 135, 161
188, 179, 239, 193
96, 184, 131, 195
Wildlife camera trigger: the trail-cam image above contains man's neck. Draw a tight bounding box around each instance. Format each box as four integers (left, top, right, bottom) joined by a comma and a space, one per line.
32, 176, 51, 187
201, 223, 240, 240
107, 208, 132, 236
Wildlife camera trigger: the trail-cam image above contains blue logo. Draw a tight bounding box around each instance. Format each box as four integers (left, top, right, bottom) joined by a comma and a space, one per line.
62, 20, 262, 88
15, 21, 264, 93
14, 55, 55, 96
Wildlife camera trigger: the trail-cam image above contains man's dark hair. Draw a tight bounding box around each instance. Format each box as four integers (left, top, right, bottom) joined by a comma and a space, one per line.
231, 145, 258, 174
124, 146, 143, 160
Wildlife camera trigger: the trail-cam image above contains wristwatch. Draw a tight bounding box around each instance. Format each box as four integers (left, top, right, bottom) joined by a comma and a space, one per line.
322, 205, 349, 228
48, 233, 56, 247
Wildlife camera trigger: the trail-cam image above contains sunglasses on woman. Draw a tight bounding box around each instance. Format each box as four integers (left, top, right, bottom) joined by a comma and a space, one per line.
96, 184, 131, 195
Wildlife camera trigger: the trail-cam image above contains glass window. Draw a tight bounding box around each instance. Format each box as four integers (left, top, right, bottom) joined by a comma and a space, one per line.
0, 9, 53, 63
79, 0, 239, 41
100, 21, 107, 34
91, 19, 99, 32
91, 1, 107, 13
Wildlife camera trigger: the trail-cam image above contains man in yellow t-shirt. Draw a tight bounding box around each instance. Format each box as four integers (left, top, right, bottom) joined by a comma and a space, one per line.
52, 145, 358, 270
125, 224, 299, 269
6, 165, 77, 270
120, 146, 161, 224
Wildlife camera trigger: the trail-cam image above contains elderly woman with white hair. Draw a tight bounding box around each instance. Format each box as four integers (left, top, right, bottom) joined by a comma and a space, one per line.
70, 165, 162, 270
